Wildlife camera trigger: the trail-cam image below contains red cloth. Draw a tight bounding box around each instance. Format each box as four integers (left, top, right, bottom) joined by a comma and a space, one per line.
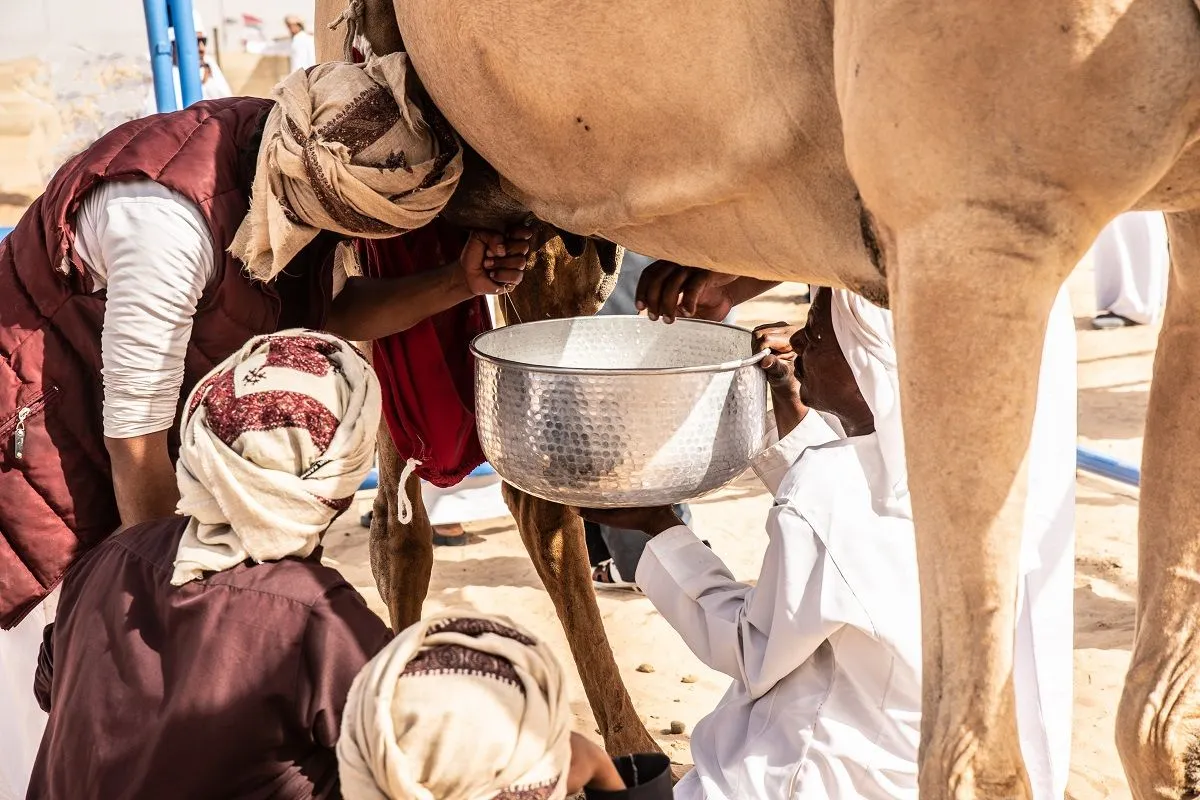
358, 223, 490, 488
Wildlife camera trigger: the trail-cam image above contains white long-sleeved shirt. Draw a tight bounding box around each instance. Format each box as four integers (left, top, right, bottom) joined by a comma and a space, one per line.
74, 180, 216, 439
73, 180, 351, 440
637, 412, 922, 800
140, 62, 233, 118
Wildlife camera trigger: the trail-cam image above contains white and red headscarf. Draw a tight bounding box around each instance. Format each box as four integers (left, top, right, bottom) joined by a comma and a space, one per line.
170, 329, 381, 585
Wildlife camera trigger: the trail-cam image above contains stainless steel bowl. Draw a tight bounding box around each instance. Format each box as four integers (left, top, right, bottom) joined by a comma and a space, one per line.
471, 316, 768, 507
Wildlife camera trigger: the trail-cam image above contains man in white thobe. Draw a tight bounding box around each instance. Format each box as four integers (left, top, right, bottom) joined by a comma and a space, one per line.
587, 284, 1076, 799
1092, 210, 1170, 328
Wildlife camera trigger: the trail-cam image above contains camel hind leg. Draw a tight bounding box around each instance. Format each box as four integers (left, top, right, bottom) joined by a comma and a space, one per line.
503, 483, 660, 756
1118, 208, 1200, 799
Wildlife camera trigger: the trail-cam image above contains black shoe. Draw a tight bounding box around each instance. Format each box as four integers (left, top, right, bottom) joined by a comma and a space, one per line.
1092, 312, 1139, 330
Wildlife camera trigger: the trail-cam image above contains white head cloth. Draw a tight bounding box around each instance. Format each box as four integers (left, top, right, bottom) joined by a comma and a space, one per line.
231, 53, 463, 281
828, 288, 908, 513
338, 613, 572, 800
170, 330, 381, 585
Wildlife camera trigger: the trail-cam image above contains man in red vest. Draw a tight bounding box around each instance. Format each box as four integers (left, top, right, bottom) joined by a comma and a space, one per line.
0, 55, 532, 794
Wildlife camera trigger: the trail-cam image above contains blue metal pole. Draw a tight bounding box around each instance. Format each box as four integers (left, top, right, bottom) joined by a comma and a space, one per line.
1076, 446, 1140, 488
143, 0, 177, 113
167, 0, 203, 107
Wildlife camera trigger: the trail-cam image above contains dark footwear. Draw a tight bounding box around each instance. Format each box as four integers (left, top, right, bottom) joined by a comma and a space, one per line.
433, 524, 468, 547
591, 559, 641, 593
1092, 312, 1139, 330
360, 510, 373, 528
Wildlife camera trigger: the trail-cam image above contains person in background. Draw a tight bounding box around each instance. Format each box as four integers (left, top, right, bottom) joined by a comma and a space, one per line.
587, 256, 780, 590
1091, 210, 1170, 329
286, 15, 318, 71
29, 331, 392, 800
140, 10, 233, 116
337, 612, 671, 799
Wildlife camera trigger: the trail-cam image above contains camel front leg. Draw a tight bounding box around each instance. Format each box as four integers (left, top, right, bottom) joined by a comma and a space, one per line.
1117, 209, 1200, 799
368, 421, 435, 630
502, 483, 661, 757
888, 223, 1068, 798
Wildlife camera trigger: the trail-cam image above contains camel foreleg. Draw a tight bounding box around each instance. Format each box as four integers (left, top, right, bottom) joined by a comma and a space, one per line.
1117, 208, 1200, 799
368, 421, 435, 631
503, 483, 661, 757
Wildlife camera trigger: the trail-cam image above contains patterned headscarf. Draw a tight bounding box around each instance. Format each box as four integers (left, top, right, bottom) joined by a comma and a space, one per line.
170, 330, 381, 585
231, 53, 463, 281
338, 613, 572, 800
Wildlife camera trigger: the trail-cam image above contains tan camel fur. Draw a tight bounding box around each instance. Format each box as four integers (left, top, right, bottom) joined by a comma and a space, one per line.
312, 1, 1200, 796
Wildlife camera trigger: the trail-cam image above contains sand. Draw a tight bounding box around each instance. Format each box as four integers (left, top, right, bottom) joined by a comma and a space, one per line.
320, 258, 1148, 799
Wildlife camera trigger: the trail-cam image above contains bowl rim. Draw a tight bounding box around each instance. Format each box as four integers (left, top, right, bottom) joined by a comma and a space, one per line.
469, 315, 770, 376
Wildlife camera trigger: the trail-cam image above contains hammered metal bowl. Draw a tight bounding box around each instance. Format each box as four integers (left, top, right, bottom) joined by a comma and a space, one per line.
471, 316, 768, 507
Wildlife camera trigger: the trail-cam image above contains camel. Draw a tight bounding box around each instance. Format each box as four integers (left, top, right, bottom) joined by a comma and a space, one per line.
311, 1, 1200, 797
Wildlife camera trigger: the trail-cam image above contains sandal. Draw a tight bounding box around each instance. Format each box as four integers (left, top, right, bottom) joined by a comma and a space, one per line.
592, 559, 642, 593
433, 524, 468, 547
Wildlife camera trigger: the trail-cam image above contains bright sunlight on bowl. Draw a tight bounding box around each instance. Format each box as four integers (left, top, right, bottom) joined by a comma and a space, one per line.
471, 316, 768, 508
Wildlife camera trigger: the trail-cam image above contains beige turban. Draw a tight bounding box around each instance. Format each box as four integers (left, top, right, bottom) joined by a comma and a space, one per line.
231, 54, 463, 281
171, 329, 381, 585
338, 613, 572, 800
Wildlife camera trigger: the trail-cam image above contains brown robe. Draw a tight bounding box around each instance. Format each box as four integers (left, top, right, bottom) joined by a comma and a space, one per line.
28, 516, 391, 800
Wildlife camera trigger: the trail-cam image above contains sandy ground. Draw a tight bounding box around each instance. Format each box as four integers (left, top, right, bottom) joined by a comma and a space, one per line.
320, 259, 1147, 799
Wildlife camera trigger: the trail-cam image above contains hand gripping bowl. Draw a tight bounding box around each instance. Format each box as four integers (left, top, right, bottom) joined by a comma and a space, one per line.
471, 316, 768, 508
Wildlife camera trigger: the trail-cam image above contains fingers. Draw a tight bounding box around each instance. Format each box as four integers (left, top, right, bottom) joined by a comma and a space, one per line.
760, 352, 797, 388
656, 265, 694, 323
636, 260, 689, 322
678, 270, 713, 319
487, 268, 525, 286
482, 253, 529, 270
752, 322, 797, 354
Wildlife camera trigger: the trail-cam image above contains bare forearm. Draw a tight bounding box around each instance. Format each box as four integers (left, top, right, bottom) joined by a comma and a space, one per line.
105, 431, 180, 526
771, 387, 809, 438
727, 278, 781, 306
325, 266, 474, 342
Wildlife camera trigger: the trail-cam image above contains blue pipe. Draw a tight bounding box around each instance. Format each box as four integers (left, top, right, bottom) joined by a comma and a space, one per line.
1076, 446, 1140, 488
167, 0, 203, 108
355, 462, 496, 492
142, 0, 177, 113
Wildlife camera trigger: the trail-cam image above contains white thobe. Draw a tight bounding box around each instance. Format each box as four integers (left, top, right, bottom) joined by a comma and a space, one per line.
141, 62, 234, 117
637, 412, 922, 800
1014, 287, 1076, 799
0, 597, 54, 800
1092, 211, 1170, 324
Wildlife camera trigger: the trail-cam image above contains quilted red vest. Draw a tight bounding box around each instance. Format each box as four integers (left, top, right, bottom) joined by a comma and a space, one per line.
0, 98, 337, 627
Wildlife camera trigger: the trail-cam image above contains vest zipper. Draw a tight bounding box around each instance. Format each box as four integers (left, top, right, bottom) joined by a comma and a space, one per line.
4, 386, 59, 462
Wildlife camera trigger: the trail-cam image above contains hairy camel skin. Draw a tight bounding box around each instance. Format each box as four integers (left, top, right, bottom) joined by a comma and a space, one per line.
310, 0, 1200, 796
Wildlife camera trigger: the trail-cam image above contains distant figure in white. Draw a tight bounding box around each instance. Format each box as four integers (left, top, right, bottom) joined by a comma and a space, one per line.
141, 10, 232, 116
1091, 211, 1171, 329
284, 15, 317, 72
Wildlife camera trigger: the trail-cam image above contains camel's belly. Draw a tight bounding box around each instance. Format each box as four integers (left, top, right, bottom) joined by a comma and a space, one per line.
394, 0, 881, 292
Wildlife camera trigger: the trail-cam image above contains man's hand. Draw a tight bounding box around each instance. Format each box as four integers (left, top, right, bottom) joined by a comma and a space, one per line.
635, 262, 739, 323
753, 322, 801, 394
752, 322, 808, 436
573, 505, 683, 536
566, 732, 625, 794
458, 225, 534, 296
